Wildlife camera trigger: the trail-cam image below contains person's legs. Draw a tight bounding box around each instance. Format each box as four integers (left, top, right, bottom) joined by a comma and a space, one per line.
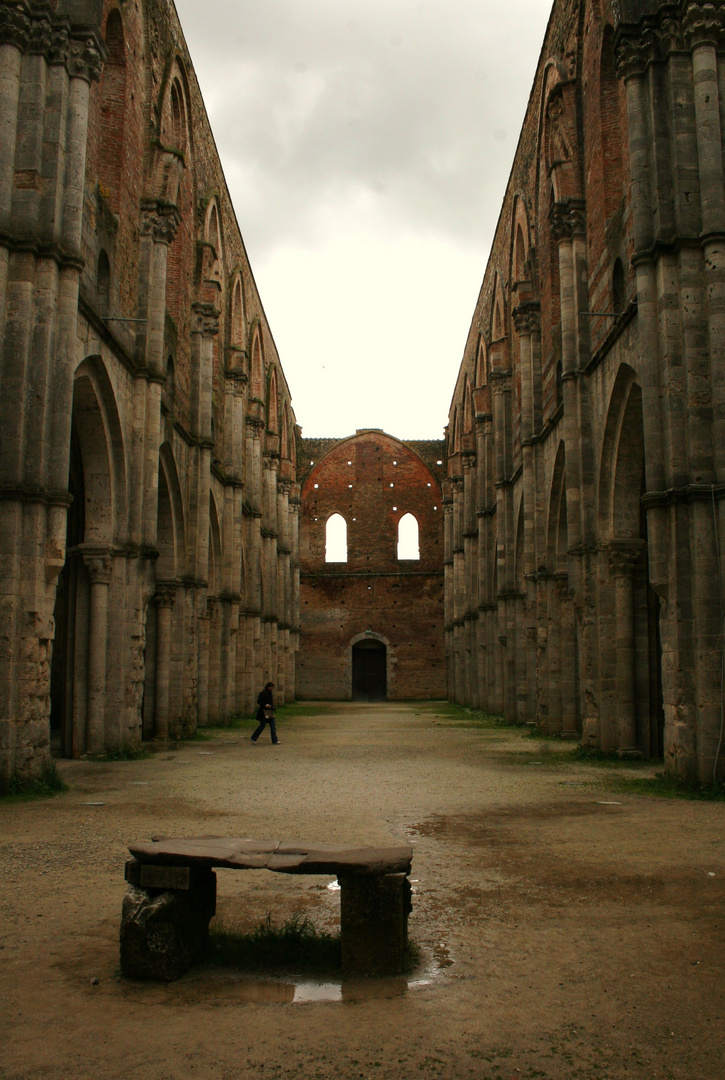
250, 719, 267, 742
269, 716, 279, 744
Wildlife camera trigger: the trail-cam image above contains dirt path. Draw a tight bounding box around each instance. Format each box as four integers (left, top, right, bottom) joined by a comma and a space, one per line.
1, 702, 723, 1080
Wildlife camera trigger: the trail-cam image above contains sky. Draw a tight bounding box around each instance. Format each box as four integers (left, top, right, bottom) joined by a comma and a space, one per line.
173, 0, 554, 439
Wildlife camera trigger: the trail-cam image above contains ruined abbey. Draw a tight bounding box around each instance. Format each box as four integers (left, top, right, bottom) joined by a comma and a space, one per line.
0, 0, 723, 788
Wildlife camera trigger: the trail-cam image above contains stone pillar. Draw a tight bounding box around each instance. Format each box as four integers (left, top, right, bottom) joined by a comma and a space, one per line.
339, 873, 411, 976
154, 584, 176, 740
82, 550, 112, 755
684, 4, 725, 481
607, 542, 644, 756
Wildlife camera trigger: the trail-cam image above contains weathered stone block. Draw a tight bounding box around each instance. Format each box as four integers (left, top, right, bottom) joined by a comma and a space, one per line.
339, 872, 412, 976
119, 871, 216, 982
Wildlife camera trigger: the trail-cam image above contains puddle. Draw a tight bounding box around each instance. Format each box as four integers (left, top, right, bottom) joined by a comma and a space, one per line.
192, 972, 413, 1004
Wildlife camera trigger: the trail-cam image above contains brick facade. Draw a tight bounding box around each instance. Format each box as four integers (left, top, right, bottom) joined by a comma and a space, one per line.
297, 432, 446, 700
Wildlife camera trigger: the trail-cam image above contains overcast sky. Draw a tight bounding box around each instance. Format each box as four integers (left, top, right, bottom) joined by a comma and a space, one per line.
173, 0, 553, 439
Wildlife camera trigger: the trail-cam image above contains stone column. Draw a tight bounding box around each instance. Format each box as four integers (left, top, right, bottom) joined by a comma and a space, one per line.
684, 4, 725, 482
514, 303, 541, 722
132, 202, 181, 549
82, 550, 112, 755
154, 584, 176, 740
607, 542, 644, 756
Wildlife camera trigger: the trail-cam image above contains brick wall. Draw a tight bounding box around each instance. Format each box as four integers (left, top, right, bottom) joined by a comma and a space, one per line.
297, 431, 446, 700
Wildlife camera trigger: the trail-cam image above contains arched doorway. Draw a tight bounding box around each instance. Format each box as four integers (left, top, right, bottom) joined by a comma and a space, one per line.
352, 639, 387, 701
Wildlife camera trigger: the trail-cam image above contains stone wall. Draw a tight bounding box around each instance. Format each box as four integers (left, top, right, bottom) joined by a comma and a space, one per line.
297, 431, 446, 700
0, 0, 299, 789
445, 0, 725, 784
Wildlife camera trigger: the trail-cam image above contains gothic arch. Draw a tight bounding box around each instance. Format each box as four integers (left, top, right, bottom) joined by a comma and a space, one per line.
250, 324, 264, 400
511, 196, 532, 286
598, 364, 643, 539
547, 441, 568, 570
268, 366, 279, 433
475, 335, 488, 387
72, 356, 127, 542
208, 491, 222, 596
157, 443, 185, 580
229, 272, 246, 349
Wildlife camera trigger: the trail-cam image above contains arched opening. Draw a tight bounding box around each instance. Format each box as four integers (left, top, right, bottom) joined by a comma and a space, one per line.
268, 367, 279, 433
99, 8, 126, 212
514, 222, 527, 282
352, 639, 387, 701
250, 330, 264, 400
397, 513, 420, 560
230, 276, 245, 348
601, 374, 664, 758
325, 513, 347, 563
50, 366, 118, 758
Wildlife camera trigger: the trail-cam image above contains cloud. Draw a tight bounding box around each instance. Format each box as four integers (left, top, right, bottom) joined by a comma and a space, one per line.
172, 0, 553, 436
176, 0, 550, 255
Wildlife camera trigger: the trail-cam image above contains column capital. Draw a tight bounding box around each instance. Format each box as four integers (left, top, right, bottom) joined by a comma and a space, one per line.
549, 199, 586, 241
606, 539, 646, 577
140, 199, 182, 245
0, 5, 31, 51
66, 33, 104, 82
154, 582, 177, 608
513, 301, 541, 336
192, 301, 220, 337
81, 548, 113, 584
683, 2, 724, 50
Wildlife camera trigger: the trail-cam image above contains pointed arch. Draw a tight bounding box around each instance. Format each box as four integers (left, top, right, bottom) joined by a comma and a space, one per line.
512, 196, 531, 286
229, 273, 245, 349
547, 441, 568, 569
281, 402, 290, 459
208, 491, 222, 596
250, 325, 264, 400
268, 366, 279, 432
475, 336, 488, 387
463, 376, 473, 434
201, 197, 224, 295
157, 443, 185, 579
598, 364, 644, 538
73, 356, 127, 540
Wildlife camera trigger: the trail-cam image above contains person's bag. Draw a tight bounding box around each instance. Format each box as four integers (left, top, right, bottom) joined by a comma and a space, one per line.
264, 705, 275, 720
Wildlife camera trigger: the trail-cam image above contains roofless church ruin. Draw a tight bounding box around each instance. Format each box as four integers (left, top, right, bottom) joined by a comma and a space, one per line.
0, 0, 723, 788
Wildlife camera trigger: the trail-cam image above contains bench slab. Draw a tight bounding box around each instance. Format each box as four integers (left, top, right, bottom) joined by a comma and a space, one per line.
128, 837, 413, 877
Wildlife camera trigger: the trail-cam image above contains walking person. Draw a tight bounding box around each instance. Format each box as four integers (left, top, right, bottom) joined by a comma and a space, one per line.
250, 681, 280, 744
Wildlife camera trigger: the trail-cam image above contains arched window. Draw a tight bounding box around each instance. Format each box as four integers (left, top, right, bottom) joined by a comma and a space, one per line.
612, 258, 625, 313
268, 367, 279, 432
325, 514, 347, 563
169, 79, 186, 151
397, 513, 420, 560
230, 276, 245, 348
251, 330, 263, 399
514, 223, 527, 282
97, 250, 110, 317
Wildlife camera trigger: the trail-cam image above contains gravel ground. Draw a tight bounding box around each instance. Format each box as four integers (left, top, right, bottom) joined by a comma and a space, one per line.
0, 701, 723, 1080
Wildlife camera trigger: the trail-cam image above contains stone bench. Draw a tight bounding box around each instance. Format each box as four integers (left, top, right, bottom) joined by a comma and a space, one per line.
120, 837, 413, 982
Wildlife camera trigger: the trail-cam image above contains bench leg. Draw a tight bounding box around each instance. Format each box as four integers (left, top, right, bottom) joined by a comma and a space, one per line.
120, 869, 217, 981
338, 873, 412, 976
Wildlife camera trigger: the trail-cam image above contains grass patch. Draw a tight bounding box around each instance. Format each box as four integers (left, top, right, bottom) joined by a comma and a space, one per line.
278, 702, 336, 718
609, 771, 725, 801
96, 744, 151, 761
209, 912, 341, 973
568, 745, 650, 769
425, 702, 511, 729
2, 759, 67, 802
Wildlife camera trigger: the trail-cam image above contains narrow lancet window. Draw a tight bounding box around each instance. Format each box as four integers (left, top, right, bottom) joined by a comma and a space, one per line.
397, 513, 420, 560
325, 513, 347, 563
